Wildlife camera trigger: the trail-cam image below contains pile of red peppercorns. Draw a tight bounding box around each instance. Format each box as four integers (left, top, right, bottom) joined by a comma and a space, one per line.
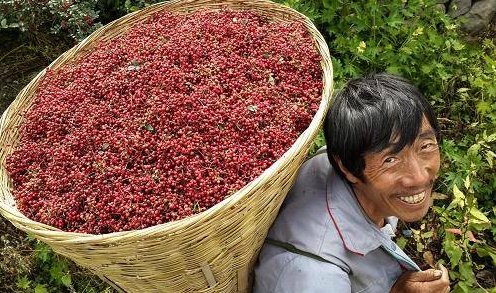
6, 9, 323, 234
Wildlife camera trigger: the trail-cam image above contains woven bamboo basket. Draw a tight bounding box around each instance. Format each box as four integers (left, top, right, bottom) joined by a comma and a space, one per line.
0, 0, 332, 292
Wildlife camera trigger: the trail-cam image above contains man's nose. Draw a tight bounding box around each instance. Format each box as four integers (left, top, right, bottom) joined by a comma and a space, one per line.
399, 157, 431, 188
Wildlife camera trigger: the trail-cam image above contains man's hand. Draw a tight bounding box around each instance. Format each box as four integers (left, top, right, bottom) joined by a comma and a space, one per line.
390, 264, 450, 293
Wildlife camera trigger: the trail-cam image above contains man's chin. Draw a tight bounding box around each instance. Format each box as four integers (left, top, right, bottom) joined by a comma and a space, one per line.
399, 207, 430, 222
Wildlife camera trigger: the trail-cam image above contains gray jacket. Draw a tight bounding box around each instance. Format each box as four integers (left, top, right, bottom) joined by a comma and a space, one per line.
253, 149, 420, 293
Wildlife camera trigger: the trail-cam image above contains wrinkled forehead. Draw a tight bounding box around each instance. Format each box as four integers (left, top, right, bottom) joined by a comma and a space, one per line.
384, 116, 436, 154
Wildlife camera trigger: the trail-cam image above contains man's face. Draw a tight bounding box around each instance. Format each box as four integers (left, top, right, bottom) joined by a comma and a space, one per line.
347, 117, 441, 224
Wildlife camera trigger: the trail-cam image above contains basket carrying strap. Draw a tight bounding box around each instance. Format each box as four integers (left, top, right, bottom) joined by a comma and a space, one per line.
265, 238, 349, 273
201, 262, 217, 288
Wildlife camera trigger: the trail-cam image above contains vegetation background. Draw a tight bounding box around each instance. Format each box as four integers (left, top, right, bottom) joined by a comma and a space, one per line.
0, 0, 495, 292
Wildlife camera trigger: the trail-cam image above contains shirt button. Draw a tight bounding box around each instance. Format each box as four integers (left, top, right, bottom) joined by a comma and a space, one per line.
390, 243, 397, 251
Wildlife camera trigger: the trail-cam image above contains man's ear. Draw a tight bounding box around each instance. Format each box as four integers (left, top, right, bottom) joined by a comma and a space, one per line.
334, 157, 360, 184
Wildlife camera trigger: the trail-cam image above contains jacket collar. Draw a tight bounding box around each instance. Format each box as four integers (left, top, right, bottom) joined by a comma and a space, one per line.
325, 167, 398, 256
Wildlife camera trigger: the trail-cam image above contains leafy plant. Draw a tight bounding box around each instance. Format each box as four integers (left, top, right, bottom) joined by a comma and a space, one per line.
4, 236, 113, 293
0, 0, 102, 41
0, 0, 166, 42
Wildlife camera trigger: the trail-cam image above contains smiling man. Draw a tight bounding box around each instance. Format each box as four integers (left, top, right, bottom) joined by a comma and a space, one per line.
253, 73, 450, 293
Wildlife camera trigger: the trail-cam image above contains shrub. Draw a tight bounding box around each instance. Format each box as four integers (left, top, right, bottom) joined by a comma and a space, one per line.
0, 0, 102, 41
0, 0, 166, 42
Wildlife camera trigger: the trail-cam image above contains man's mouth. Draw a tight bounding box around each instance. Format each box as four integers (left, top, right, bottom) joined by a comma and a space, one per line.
399, 191, 426, 204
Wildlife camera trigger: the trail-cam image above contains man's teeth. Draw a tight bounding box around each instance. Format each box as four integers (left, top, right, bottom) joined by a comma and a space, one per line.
399, 191, 426, 204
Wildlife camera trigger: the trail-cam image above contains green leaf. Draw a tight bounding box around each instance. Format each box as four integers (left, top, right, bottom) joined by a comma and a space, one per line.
386, 66, 400, 75
50, 257, 69, 282
142, 123, 155, 133
449, 184, 465, 209
476, 246, 496, 265
416, 241, 424, 252
421, 231, 433, 239
443, 236, 463, 267
485, 150, 495, 168
464, 174, 471, 191
396, 236, 408, 250
309, 131, 326, 156
25, 234, 37, 242
458, 261, 476, 284
487, 84, 496, 97
1, 18, 7, 28
50, 261, 64, 281
452, 40, 465, 51
470, 207, 490, 223
34, 284, 48, 293
35, 242, 51, 263
16, 276, 31, 290
421, 64, 433, 74
476, 101, 492, 115
61, 274, 72, 287
387, 19, 403, 28
467, 143, 481, 157
486, 132, 496, 143
453, 281, 471, 293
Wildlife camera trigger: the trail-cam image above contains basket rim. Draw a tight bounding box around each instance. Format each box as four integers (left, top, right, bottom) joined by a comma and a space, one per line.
0, 0, 334, 242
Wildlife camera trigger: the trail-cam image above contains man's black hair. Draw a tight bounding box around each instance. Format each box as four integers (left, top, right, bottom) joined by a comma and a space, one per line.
323, 73, 440, 181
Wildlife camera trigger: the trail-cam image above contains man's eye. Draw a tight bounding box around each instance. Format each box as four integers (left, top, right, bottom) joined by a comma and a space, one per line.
421, 142, 438, 150
384, 157, 397, 164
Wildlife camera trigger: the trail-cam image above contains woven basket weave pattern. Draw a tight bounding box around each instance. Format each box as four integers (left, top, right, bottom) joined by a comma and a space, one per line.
0, 0, 333, 292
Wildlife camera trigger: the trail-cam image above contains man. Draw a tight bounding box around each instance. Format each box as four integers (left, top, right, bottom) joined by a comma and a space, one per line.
253, 73, 450, 292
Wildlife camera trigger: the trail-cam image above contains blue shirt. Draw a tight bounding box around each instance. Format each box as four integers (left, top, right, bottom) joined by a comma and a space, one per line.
253, 149, 420, 293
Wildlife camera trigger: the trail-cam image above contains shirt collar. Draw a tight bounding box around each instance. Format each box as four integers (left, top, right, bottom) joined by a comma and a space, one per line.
326, 167, 398, 255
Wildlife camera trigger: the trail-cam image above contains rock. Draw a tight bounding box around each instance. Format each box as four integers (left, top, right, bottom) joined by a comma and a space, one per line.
448, 0, 472, 18
461, 0, 496, 34
436, 3, 447, 13
437, 0, 450, 4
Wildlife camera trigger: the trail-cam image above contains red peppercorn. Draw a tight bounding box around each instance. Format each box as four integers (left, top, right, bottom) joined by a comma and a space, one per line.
6, 9, 323, 234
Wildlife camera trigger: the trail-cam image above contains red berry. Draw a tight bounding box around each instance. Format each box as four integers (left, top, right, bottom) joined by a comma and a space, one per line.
6, 9, 323, 234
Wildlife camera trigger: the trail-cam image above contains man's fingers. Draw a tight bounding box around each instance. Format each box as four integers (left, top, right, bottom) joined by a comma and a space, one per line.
409, 269, 444, 282
438, 263, 450, 283
438, 264, 449, 280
